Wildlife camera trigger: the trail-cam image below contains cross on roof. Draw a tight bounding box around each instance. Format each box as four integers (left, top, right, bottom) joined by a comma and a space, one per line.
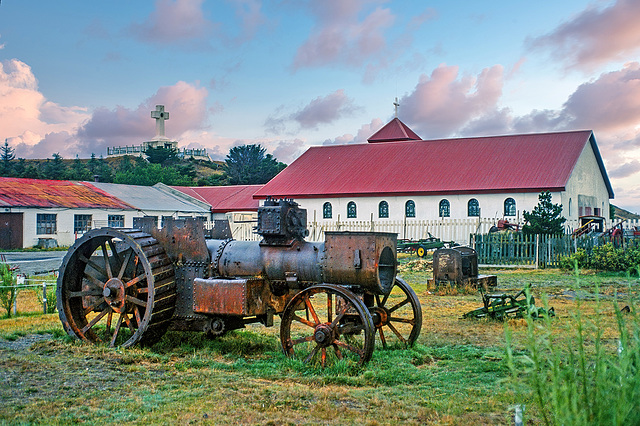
151, 105, 169, 138
393, 97, 399, 118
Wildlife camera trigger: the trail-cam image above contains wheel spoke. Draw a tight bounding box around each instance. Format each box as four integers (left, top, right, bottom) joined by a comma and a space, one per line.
110, 313, 125, 347
292, 313, 316, 328
69, 289, 102, 298
78, 253, 107, 278
117, 250, 132, 280
321, 348, 327, 368
81, 307, 111, 334
378, 327, 387, 348
125, 295, 148, 308
304, 294, 320, 325
333, 339, 364, 356
304, 344, 321, 364
133, 305, 142, 327
329, 304, 349, 329
83, 272, 105, 289
107, 239, 121, 266
389, 316, 416, 324
375, 294, 382, 307
122, 313, 136, 333
101, 243, 113, 279
387, 322, 407, 343
332, 344, 344, 360
291, 334, 315, 346
106, 311, 113, 335
83, 298, 104, 316
388, 297, 410, 314
124, 273, 147, 289
380, 293, 390, 308
327, 293, 333, 323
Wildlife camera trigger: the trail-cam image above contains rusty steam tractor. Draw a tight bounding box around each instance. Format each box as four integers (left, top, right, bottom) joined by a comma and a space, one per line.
57, 199, 422, 366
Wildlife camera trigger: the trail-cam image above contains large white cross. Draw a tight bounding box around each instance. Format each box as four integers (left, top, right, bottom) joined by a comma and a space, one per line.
393, 97, 400, 118
151, 105, 169, 138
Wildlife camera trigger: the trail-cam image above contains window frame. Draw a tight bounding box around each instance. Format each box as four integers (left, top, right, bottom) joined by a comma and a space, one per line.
504, 198, 516, 216
405, 200, 416, 218
323, 202, 332, 219
347, 201, 357, 218
378, 201, 389, 218
439, 199, 450, 218
73, 214, 93, 234
108, 214, 125, 228
467, 198, 480, 217
36, 213, 57, 235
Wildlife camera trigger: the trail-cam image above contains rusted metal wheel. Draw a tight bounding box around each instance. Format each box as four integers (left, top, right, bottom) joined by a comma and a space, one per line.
280, 284, 375, 367
57, 228, 176, 348
370, 277, 422, 348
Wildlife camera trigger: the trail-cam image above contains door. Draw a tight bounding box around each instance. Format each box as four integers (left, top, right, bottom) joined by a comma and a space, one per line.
0, 213, 24, 249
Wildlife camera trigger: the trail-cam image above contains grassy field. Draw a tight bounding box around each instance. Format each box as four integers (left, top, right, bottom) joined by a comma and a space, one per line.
1, 258, 639, 425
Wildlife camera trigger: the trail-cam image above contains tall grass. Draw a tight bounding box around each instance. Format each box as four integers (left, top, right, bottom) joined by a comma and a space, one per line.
506, 265, 640, 425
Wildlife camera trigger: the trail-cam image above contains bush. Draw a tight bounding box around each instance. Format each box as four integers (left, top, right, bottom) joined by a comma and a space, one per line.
560, 243, 640, 273
0, 263, 17, 317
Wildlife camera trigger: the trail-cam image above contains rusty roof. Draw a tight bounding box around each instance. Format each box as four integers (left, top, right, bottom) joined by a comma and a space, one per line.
0, 177, 134, 209
172, 185, 262, 212
254, 130, 614, 199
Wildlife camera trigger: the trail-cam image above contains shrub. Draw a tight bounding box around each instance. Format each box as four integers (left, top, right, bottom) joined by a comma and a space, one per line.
0, 263, 17, 317
560, 244, 640, 273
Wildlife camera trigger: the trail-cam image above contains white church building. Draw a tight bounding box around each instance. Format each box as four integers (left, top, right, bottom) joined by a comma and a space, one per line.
253, 117, 613, 242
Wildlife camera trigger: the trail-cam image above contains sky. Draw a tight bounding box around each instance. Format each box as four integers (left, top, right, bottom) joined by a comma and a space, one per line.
1, 0, 639, 213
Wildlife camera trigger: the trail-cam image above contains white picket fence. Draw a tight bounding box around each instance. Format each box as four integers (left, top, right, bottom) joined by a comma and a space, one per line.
225, 217, 640, 244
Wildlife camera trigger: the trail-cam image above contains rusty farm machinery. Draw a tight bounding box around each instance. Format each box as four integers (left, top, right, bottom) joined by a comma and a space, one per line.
56, 199, 422, 367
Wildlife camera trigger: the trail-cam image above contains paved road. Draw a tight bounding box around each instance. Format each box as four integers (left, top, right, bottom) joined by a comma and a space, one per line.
0, 252, 67, 276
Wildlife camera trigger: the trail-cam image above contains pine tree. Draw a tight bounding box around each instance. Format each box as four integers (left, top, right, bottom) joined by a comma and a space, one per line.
523, 191, 567, 235
0, 139, 15, 176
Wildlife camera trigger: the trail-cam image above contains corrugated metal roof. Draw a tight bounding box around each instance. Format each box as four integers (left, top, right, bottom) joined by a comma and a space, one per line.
172, 185, 261, 212
87, 182, 210, 213
255, 130, 614, 199
367, 117, 422, 143
0, 177, 134, 209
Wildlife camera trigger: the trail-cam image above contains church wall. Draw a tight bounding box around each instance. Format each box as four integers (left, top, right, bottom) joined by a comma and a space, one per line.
561, 142, 611, 221
295, 192, 551, 224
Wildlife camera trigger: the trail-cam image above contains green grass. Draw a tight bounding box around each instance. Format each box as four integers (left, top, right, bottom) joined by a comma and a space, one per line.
1, 267, 639, 425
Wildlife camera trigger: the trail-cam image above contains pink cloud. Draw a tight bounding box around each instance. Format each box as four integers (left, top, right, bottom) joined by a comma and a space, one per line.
292, 0, 395, 69
527, 0, 640, 70
266, 89, 360, 133
322, 118, 383, 145
129, 0, 215, 46
400, 64, 504, 138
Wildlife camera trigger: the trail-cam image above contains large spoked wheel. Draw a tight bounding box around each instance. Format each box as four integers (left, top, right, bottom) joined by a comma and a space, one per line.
280, 284, 375, 367
370, 277, 422, 348
57, 228, 176, 348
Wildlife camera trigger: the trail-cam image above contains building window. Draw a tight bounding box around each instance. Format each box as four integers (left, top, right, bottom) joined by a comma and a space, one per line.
467, 199, 480, 217
378, 201, 389, 218
347, 201, 357, 218
504, 198, 516, 216
36, 214, 57, 235
108, 214, 125, 228
74, 215, 92, 233
323, 202, 332, 219
405, 200, 415, 218
568, 198, 572, 216
439, 199, 450, 217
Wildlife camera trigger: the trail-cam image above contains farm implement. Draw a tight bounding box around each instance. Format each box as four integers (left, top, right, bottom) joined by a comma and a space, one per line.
463, 287, 554, 320
397, 233, 454, 257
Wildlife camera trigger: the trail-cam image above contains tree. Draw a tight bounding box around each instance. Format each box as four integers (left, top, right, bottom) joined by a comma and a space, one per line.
1, 139, 15, 176
43, 153, 67, 180
69, 155, 92, 181
223, 144, 286, 185
0, 263, 17, 318
144, 146, 179, 165
523, 191, 567, 235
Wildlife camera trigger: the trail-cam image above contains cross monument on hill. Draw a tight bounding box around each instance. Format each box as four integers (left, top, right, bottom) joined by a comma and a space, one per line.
151, 105, 169, 139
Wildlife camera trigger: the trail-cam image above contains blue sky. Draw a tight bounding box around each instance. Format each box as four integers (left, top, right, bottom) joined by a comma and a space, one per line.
1, 0, 639, 213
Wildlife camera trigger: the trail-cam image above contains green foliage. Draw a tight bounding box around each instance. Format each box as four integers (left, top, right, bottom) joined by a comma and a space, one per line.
1, 139, 15, 175
113, 161, 194, 186
507, 285, 640, 425
69, 155, 93, 181
223, 144, 286, 185
36, 284, 57, 314
560, 244, 640, 272
144, 146, 179, 165
523, 191, 566, 235
43, 153, 67, 180
0, 263, 17, 318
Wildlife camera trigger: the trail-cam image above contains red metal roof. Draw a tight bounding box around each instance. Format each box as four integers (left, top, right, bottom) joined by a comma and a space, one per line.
172, 185, 262, 212
367, 117, 422, 143
0, 177, 134, 209
254, 130, 614, 199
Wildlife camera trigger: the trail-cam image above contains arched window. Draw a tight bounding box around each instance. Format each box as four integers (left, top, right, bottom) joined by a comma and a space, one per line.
378, 201, 389, 218
347, 201, 357, 218
323, 202, 332, 219
568, 198, 572, 217
504, 198, 516, 216
467, 199, 480, 217
405, 200, 415, 218
439, 199, 450, 217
